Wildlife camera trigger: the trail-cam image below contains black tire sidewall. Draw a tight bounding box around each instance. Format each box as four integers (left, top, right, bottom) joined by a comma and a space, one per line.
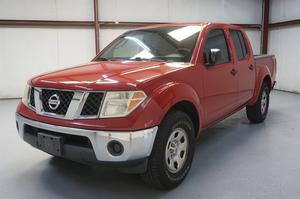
260, 83, 270, 119
151, 111, 195, 187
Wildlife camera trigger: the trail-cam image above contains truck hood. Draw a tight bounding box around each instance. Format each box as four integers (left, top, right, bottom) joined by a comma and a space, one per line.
31, 61, 192, 91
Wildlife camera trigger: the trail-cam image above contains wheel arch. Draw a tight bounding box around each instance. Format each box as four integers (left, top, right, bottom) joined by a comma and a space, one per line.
150, 82, 203, 136
168, 101, 200, 136
248, 65, 272, 105
263, 75, 272, 91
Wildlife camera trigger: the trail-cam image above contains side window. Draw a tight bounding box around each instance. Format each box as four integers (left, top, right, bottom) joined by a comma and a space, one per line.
204, 29, 230, 65
238, 31, 248, 56
230, 30, 248, 60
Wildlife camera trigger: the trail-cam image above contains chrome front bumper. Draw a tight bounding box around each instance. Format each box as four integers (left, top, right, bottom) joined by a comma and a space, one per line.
16, 113, 158, 162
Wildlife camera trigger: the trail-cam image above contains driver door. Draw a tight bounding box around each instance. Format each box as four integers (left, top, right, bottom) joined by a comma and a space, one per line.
201, 28, 239, 124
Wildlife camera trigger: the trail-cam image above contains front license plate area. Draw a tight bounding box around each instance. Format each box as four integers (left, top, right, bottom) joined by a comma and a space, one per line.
37, 133, 63, 156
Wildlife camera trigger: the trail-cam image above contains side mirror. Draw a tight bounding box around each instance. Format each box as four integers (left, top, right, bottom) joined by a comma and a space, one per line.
208, 48, 222, 66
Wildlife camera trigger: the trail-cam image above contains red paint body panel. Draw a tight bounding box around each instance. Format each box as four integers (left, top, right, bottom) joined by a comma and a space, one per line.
17, 23, 276, 134
30, 61, 187, 91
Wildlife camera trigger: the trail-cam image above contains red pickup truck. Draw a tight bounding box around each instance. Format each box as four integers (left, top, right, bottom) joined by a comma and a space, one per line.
16, 23, 276, 189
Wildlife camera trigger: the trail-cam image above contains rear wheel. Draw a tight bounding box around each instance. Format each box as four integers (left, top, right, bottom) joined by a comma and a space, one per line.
246, 82, 270, 123
141, 110, 195, 190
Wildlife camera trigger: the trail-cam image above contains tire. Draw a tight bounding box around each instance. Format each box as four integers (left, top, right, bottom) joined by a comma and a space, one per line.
246, 82, 270, 123
141, 110, 196, 190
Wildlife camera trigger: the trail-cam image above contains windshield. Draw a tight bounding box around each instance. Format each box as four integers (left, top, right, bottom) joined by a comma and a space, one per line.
97, 25, 202, 63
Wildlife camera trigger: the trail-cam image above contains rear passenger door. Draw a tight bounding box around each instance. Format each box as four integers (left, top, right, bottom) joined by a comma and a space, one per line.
229, 29, 255, 104
201, 28, 239, 124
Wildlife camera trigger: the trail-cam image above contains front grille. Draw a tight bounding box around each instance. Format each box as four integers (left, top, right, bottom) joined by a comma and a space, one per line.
80, 92, 104, 116
41, 89, 74, 115
30, 87, 105, 119
29, 87, 35, 108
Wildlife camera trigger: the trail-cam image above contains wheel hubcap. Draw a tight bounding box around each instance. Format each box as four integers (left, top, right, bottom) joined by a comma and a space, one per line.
261, 90, 268, 114
165, 128, 189, 173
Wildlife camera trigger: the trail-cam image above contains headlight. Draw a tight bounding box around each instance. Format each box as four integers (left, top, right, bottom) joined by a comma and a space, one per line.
100, 91, 147, 118
22, 84, 30, 107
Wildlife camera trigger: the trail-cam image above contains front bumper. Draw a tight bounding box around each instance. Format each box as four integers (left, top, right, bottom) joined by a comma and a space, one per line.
16, 113, 158, 171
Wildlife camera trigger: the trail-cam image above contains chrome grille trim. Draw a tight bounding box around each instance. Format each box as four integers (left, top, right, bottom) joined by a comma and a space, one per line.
29, 87, 35, 108
65, 92, 86, 120
34, 88, 43, 115
27, 87, 36, 111
30, 87, 105, 120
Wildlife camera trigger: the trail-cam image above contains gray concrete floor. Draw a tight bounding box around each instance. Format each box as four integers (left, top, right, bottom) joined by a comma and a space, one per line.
1, 90, 300, 199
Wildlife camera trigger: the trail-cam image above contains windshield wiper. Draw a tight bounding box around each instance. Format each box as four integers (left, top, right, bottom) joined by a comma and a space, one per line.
98, 57, 123, 61
132, 57, 166, 62
98, 57, 168, 62
98, 57, 109, 61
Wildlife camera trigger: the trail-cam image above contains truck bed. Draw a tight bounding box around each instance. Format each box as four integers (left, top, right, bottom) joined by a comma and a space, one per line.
254, 54, 277, 86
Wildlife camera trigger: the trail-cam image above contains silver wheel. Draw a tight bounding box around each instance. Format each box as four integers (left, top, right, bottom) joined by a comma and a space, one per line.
165, 128, 189, 173
261, 89, 268, 114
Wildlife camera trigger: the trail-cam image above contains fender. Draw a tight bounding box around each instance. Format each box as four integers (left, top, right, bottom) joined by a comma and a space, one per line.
149, 81, 204, 134
248, 66, 272, 105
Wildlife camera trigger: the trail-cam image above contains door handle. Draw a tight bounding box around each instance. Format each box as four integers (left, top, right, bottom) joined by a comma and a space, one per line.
230, 68, 238, 76
249, 64, 254, 71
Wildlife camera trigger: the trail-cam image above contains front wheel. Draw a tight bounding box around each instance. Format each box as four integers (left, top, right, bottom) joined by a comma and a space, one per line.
141, 110, 195, 190
246, 82, 270, 123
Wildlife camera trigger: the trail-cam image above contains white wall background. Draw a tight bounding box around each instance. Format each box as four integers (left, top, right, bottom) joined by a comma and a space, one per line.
269, 0, 300, 93
0, 0, 262, 98
99, 0, 262, 24
0, 0, 94, 21
270, 0, 300, 23
0, 27, 95, 98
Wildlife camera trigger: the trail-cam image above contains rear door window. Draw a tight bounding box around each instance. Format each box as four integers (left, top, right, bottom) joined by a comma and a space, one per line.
230, 30, 248, 60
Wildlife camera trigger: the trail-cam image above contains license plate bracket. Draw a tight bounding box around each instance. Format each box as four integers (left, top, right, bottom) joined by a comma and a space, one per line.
37, 133, 63, 156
